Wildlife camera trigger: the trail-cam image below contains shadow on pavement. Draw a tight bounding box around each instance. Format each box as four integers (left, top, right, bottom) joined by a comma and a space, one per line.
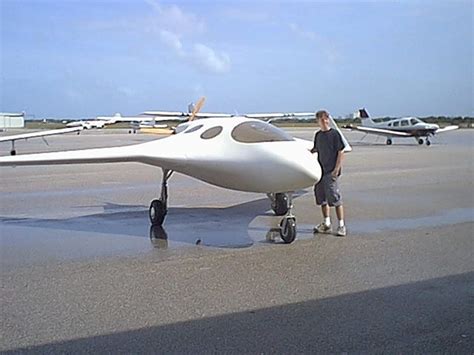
6, 272, 473, 353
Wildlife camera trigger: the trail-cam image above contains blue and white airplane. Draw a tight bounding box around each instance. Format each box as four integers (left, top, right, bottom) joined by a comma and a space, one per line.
344, 108, 458, 146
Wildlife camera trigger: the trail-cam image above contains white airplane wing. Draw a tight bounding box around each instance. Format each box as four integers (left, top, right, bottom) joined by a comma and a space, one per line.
343, 125, 412, 138
435, 125, 459, 134
0, 126, 83, 143
328, 115, 352, 152
0, 140, 185, 171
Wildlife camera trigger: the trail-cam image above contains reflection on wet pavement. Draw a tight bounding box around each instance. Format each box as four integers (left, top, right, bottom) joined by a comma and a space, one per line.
0, 197, 302, 267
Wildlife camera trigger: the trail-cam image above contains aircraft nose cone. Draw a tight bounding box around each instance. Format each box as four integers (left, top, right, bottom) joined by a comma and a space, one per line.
295, 152, 321, 183
276, 144, 321, 189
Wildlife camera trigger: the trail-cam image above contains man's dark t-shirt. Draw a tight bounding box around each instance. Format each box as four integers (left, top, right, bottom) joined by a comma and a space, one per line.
310, 128, 344, 175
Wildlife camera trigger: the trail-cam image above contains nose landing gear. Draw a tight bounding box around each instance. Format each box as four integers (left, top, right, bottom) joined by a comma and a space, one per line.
278, 193, 297, 243
268, 192, 290, 216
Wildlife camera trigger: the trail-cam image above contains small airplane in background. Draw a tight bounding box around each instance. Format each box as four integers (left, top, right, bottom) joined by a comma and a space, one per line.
65, 117, 116, 129
344, 108, 459, 146
0, 98, 351, 243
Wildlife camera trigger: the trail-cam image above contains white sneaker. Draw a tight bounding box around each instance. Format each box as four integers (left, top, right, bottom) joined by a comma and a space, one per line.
313, 223, 331, 234
336, 225, 347, 237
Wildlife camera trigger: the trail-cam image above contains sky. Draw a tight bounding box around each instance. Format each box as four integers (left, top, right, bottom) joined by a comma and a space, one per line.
1, 0, 472, 118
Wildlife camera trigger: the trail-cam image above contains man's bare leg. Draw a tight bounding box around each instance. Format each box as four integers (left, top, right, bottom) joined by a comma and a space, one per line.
335, 205, 344, 222
321, 204, 330, 219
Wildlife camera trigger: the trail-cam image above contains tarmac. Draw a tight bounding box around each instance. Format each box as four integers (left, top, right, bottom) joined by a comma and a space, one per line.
0, 127, 473, 352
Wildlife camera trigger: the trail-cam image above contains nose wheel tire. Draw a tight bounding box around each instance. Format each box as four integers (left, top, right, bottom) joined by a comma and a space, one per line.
426, 139, 431, 146
418, 138, 424, 145
279, 217, 297, 244
386, 138, 392, 145
272, 193, 289, 216
149, 199, 167, 226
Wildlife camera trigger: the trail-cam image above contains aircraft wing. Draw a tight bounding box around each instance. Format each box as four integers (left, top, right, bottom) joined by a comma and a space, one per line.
0, 126, 83, 143
435, 125, 459, 134
244, 112, 314, 120
141, 111, 232, 119
0, 140, 186, 171
343, 125, 412, 138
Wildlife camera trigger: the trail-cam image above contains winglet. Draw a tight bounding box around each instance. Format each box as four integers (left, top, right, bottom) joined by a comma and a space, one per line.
329, 115, 352, 152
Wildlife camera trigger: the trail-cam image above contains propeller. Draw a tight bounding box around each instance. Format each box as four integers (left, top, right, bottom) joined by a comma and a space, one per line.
188, 96, 206, 121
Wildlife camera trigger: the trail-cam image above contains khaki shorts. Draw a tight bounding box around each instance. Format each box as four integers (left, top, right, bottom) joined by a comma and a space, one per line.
314, 173, 342, 207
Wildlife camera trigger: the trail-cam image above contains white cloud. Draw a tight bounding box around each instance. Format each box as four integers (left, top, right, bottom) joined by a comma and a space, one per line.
192, 44, 231, 74
289, 23, 316, 41
145, 0, 205, 36
159, 30, 183, 54
144, 1, 230, 74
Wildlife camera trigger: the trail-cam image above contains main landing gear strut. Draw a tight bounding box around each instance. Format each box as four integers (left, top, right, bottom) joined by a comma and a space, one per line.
149, 168, 173, 226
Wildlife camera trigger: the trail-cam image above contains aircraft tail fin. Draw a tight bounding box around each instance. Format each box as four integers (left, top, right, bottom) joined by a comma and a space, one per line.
357, 108, 374, 126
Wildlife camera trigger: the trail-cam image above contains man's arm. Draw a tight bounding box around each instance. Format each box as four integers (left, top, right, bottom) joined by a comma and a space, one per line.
332, 149, 344, 177
310, 132, 318, 153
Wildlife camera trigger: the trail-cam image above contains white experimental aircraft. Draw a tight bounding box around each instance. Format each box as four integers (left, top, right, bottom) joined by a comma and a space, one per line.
0, 101, 350, 243
344, 108, 459, 146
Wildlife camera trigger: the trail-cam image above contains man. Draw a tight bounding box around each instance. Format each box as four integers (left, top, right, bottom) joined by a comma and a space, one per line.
310, 110, 346, 236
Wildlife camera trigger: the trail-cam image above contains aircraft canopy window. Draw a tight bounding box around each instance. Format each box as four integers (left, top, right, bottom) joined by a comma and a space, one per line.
200, 126, 223, 139
393, 121, 400, 127
174, 124, 189, 134
410, 118, 421, 125
401, 120, 409, 126
184, 124, 203, 133
231, 121, 294, 143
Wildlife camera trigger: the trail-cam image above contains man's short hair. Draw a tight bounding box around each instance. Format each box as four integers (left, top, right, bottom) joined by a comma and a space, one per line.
316, 110, 329, 119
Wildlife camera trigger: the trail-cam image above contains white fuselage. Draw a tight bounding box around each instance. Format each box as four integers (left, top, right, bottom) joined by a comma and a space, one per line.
137, 117, 321, 193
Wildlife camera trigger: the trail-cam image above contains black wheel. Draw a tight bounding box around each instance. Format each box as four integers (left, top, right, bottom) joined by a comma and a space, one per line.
272, 193, 289, 216
426, 140, 431, 146
279, 217, 297, 244
418, 138, 423, 145
386, 138, 392, 145
10, 150, 16, 156
149, 199, 167, 226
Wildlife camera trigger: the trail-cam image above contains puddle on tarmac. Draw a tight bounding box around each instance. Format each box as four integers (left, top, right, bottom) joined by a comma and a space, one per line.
348, 208, 473, 234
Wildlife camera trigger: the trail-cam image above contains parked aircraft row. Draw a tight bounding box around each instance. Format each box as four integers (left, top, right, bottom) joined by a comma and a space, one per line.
0, 101, 461, 243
